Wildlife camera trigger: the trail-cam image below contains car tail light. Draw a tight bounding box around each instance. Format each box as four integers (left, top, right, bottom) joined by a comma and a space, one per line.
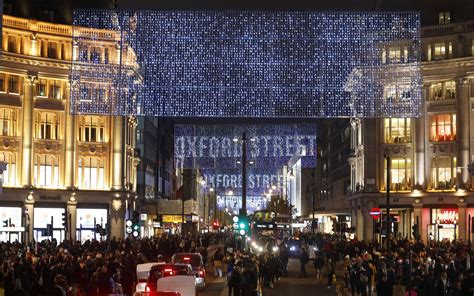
184, 257, 190, 260
199, 270, 204, 276
145, 285, 151, 292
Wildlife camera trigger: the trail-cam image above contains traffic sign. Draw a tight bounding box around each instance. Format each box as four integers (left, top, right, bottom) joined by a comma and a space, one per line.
370, 208, 382, 219
126, 219, 132, 227
126, 226, 132, 234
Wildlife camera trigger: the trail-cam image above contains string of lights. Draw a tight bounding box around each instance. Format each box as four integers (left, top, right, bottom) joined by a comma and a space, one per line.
71, 10, 421, 118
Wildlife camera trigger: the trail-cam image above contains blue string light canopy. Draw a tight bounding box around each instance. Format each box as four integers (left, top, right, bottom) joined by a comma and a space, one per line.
70, 10, 421, 118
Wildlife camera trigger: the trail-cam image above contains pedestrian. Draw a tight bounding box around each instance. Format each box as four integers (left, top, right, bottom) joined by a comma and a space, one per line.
241, 264, 258, 296
314, 252, 325, 283
213, 248, 224, 277
323, 257, 335, 289
228, 265, 242, 296
300, 247, 309, 278
279, 244, 289, 278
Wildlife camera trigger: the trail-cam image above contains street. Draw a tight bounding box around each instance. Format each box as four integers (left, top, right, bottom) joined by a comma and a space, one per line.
200, 258, 337, 296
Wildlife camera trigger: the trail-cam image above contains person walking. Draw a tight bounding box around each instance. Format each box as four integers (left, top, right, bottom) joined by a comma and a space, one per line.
228, 265, 242, 296
300, 247, 309, 278
323, 257, 335, 289
314, 253, 325, 283
213, 249, 224, 277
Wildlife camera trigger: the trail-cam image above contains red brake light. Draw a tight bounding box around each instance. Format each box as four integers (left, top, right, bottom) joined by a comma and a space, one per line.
145, 285, 150, 292
199, 270, 204, 276
184, 257, 190, 260
164, 269, 173, 272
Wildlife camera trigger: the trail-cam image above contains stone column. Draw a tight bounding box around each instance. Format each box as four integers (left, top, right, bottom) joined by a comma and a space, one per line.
415, 86, 427, 188
363, 208, 374, 242
111, 116, 124, 190
109, 197, 125, 240
458, 201, 467, 241
24, 198, 34, 244
67, 197, 77, 241
21, 74, 37, 187
456, 78, 471, 187
64, 82, 76, 189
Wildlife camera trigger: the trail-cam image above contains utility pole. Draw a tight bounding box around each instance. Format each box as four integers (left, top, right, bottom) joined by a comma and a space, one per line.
384, 152, 391, 252
312, 169, 316, 234
241, 131, 247, 216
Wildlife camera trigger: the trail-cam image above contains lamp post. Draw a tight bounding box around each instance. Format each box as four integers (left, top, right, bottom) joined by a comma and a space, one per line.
384, 151, 391, 252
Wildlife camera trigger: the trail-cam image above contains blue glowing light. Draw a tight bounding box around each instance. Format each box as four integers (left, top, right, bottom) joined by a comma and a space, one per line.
71, 10, 421, 118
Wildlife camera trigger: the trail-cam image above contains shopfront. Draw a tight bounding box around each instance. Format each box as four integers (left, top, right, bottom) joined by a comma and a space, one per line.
428, 208, 458, 242
34, 206, 65, 242
76, 208, 108, 242
0, 206, 24, 242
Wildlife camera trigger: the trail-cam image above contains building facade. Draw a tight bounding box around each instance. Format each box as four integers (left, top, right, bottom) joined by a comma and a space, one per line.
349, 16, 474, 243
0, 15, 139, 243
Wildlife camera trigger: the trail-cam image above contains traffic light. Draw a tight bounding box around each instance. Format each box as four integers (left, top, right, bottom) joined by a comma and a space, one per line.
125, 219, 133, 235
132, 222, 140, 238
61, 212, 68, 229
412, 224, 419, 239
237, 215, 249, 236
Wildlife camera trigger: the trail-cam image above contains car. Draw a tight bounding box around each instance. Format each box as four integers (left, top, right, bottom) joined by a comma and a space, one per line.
171, 253, 206, 288
157, 275, 197, 296
287, 238, 304, 258
134, 263, 193, 295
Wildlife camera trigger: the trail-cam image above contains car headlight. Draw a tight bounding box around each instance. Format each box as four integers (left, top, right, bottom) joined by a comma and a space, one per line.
290, 246, 296, 251
252, 241, 257, 247
313, 247, 318, 251
258, 246, 263, 252
273, 246, 278, 252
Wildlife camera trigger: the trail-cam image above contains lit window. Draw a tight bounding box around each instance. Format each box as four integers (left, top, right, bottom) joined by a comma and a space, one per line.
35, 112, 60, 140
79, 116, 105, 142
8, 76, 19, 94
430, 114, 456, 142
434, 43, 446, 60
0, 152, 16, 186
430, 81, 456, 101
439, 11, 451, 25
385, 158, 411, 191
431, 156, 456, 190
384, 118, 411, 144
471, 39, 474, 56
37, 79, 47, 97
77, 157, 105, 189
383, 46, 409, 64
34, 154, 59, 188
0, 74, 5, 92
49, 80, 62, 99
384, 84, 411, 102
0, 108, 17, 136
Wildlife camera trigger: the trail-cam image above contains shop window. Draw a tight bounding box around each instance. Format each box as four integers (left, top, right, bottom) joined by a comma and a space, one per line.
430, 81, 456, 101
37, 79, 47, 97
385, 158, 411, 191
384, 118, 411, 144
77, 156, 106, 189
79, 116, 105, 142
0, 108, 17, 136
8, 76, 19, 94
439, 11, 451, 25
35, 112, 60, 140
0, 152, 16, 186
431, 156, 456, 190
430, 114, 456, 142
49, 80, 62, 99
34, 154, 59, 188
0, 74, 5, 92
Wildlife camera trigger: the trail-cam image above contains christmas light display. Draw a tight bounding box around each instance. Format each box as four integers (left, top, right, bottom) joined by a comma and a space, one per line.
71, 10, 421, 118
174, 124, 317, 169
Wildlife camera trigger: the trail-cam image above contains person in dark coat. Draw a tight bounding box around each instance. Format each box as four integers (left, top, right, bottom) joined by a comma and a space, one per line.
228, 265, 242, 296
376, 273, 391, 296
299, 247, 309, 278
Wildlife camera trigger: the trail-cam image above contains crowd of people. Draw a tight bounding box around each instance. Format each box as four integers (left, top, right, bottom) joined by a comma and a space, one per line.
304, 233, 474, 296
0, 234, 214, 296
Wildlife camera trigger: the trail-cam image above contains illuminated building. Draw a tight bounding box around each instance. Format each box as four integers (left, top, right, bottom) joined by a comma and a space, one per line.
0, 14, 139, 243
349, 13, 474, 242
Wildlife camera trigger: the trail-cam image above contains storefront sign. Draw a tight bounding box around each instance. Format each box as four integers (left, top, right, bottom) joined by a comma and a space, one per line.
370, 208, 382, 220
435, 209, 459, 224
140, 214, 148, 221
162, 215, 184, 223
